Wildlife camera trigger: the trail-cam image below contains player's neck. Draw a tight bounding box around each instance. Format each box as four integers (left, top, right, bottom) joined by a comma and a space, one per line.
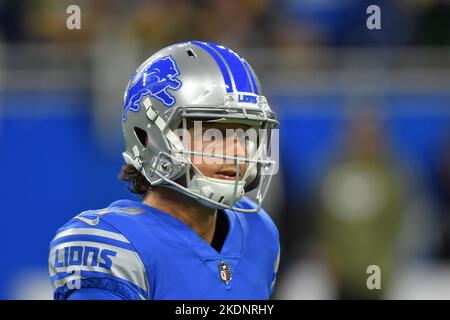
143, 187, 217, 245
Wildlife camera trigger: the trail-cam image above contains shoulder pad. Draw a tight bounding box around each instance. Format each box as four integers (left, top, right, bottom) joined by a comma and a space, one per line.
49, 211, 149, 300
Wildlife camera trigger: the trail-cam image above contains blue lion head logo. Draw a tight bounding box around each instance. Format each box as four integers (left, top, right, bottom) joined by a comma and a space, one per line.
123, 55, 182, 121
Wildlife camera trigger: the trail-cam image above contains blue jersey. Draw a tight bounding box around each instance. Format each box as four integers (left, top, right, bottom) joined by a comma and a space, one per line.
48, 198, 280, 300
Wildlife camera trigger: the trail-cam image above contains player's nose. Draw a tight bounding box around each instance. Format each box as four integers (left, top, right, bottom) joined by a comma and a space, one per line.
225, 134, 247, 158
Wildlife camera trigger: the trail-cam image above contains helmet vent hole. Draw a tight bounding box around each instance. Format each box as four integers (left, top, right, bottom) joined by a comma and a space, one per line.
218, 196, 224, 203
134, 127, 148, 147
186, 49, 196, 59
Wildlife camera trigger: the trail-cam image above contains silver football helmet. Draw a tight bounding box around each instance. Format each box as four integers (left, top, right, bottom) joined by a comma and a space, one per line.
121, 41, 278, 213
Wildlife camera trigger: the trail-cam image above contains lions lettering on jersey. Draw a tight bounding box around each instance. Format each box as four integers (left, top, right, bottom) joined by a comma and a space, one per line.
48, 198, 280, 300
53, 245, 116, 270
49, 208, 149, 300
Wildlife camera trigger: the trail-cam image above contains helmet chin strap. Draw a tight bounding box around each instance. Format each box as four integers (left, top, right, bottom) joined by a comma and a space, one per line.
187, 162, 246, 209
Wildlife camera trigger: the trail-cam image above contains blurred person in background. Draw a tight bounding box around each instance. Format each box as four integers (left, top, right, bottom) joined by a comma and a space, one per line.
317, 108, 405, 299
434, 135, 450, 260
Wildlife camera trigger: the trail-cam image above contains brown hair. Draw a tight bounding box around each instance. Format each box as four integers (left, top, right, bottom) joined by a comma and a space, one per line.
118, 164, 151, 197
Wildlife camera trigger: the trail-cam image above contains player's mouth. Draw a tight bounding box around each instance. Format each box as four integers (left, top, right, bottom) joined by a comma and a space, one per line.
215, 169, 238, 180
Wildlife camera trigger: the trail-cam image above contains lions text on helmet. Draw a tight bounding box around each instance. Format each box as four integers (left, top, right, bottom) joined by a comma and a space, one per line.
121, 41, 279, 213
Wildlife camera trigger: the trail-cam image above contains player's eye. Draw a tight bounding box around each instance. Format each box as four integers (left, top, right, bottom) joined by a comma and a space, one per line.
202, 129, 222, 140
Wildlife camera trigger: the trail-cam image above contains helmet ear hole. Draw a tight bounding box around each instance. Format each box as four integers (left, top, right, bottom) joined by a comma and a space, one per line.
134, 127, 148, 147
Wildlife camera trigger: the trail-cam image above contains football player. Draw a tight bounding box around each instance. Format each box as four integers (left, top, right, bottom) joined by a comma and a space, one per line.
49, 41, 280, 300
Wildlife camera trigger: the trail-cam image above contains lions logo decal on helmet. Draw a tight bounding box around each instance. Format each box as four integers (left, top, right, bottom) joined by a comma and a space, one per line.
123, 55, 182, 120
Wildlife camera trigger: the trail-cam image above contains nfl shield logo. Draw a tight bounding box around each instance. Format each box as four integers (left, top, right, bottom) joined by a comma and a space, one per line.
218, 261, 232, 284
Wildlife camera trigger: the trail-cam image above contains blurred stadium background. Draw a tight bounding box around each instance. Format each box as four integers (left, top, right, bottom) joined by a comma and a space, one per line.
0, 0, 449, 299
